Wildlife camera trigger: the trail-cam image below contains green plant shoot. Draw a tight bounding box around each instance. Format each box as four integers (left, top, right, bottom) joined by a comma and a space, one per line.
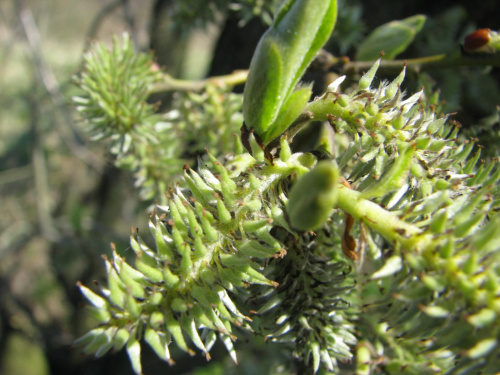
243, 0, 337, 146
286, 161, 339, 231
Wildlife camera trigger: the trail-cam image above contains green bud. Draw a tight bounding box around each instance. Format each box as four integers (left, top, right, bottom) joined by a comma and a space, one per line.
107, 267, 127, 307
358, 58, 380, 90
314, 122, 336, 158
87, 306, 111, 324
385, 67, 406, 99
466, 309, 497, 328
434, 179, 451, 191
165, 311, 193, 355
249, 172, 261, 190
337, 94, 349, 107
420, 304, 449, 318
220, 267, 247, 288
163, 266, 180, 288
150, 291, 163, 306
216, 195, 232, 224
144, 327, 168, 361
171, 297, 188, 313
168, 197, 189, 237
184, 168, 215, 205
77, 282, 108, 309
113, 328, 131, 352
193, 234, 208, 258
415, 136, 431, 150
429, 208, 447, 234
126, 339, 142, 375
366, 102, 378, 116
361, 143, 414, 199
392, 112, 405, 130
150, 217, 174, 262
242, 219, 271, 233
248, 130, 265, 162
135, 255, 164, 283
286, 161, 339, 231
280, 136, 292, 161
118, 266, 146, 299
427, 118, 445, 134
428, 139, 448, 152
195, 204, 219, 243
465, 339, 497, 360
180, 314, 208, 356
238, 239, 278, 258
245, 199, 262, 212
84, 328, 113, 356
125, 294, 141, 318
185, 204, 203, 237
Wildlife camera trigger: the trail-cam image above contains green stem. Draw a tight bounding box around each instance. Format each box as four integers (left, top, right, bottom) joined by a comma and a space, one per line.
336, 186, 433, 252
149, 51, 500, 94
340, 50, 500, 76
150, 70, 249, 94
305, 96, 357, 124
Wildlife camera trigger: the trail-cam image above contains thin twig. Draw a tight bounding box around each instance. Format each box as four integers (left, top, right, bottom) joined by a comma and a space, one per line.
0, 165, 33, 186
16, 1, 104, 173
150, 69, 249, 94
83, 0, 122, 52
339, 50, 500, 76
149, 48, 500, 95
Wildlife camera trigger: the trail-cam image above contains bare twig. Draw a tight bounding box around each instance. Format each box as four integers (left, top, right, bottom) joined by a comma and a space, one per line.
337, 50, 500, 77
83, 0, 122, 52
150, 69, 249, 94
16, 1, 104, 173
0, 165, 32, 186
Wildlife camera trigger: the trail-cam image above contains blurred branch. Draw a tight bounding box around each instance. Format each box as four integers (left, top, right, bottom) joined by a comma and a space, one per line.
343, 51, 500, 76
30, 89, 60, 241
0, 165, 32, 186
84, 0, 141, 53
0, 221, 35, 259
120, 0, 138, 47
83, 0, 122, 52
16, 1, 104, 173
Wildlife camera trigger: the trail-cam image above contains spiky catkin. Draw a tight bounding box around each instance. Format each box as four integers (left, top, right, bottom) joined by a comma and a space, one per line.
73, 35, 244, 202
306, 61, 500, 373
76, 141, 322, 372
77, 57, 500, 374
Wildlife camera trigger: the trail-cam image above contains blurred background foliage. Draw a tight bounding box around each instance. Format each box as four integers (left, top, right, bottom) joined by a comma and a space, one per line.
0, 0, 499, 374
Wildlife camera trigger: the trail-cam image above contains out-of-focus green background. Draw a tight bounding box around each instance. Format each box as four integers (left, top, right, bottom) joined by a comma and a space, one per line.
0, 1, 499, 374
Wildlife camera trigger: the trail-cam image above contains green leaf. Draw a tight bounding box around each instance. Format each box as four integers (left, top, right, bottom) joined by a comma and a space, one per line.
243, 0, 338, 145
262, 86, 312, 142
356, 15, 426, 60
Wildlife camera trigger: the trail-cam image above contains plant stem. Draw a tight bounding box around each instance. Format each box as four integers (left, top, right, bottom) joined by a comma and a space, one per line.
339, 50, 500, 76
149, 50, 500, 94
150, 70, 249, 94
336, 186, 433, 252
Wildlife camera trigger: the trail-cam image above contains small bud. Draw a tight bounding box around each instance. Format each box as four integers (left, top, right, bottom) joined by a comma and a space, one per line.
145, 327, 168, 361
464, 28, 492, 53
286, 161, 339, 231
279, 136, 292, 162
113, 328, 131, 351
165, 311, 193, 355
216, 195, 232, 224
358, 58, 381, 91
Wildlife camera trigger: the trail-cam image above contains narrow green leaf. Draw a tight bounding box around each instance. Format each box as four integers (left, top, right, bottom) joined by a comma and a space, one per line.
356, 15, 427, 60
